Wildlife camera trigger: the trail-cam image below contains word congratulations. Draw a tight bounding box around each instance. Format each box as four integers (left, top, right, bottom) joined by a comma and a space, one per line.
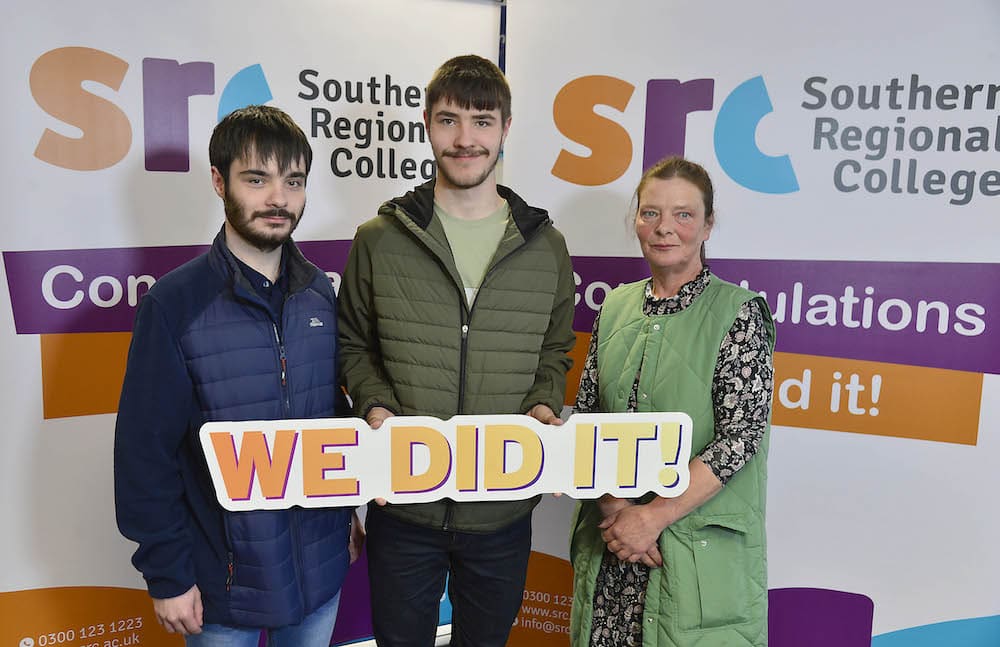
736, 279, 986, 337
200, 413, 693, 511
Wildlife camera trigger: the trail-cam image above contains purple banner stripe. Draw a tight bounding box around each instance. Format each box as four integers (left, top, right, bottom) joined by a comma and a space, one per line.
2, 240, 352, 335
4, 244, 207, 334
5, 244, 998, 374
573, 256, 1000, 375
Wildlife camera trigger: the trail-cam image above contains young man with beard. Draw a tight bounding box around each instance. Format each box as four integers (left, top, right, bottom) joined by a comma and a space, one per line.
114, 105, 361, 645
338, 55, 576, 646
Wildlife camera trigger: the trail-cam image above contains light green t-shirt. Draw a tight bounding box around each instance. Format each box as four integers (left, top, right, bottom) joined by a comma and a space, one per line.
435, 200, 510, 305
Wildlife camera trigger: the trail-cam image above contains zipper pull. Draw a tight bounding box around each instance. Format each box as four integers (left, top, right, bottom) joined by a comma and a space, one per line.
226, 552, 234, 591
273, 323, 287, 387
461, 324, 469, 339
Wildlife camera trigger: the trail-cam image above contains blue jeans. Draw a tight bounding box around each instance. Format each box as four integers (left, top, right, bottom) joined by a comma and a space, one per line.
185, 591, 341, 647
366, 507, 532, 647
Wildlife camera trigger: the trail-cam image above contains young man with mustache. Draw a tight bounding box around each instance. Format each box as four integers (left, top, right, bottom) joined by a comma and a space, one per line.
338, 55, 576, 647
115, 105, 361, 645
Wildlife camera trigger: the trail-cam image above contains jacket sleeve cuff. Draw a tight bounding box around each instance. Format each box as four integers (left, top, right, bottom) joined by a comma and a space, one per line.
145, 571, 196, 601
360, 398, 400, 419
520, 394, 565, 417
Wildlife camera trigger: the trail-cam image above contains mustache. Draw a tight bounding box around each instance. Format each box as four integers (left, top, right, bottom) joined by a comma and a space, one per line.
251, 209, 296, 220
443, 148, 488, 158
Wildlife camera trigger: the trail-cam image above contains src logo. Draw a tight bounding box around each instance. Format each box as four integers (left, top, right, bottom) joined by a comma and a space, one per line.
30, 46, 271, 172
551, 74, 798, 194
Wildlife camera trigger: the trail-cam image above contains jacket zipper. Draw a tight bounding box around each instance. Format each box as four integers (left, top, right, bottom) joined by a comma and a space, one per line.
453, 231, 537, 412
444, 315, 469, 532
290, 509, 306, 614
456, 316, 470, 413
272, 322, 291, 415
394, 203, 548, 532
275, 297, 305, 613
444, 231, 538, 532
225, 263, 300, 599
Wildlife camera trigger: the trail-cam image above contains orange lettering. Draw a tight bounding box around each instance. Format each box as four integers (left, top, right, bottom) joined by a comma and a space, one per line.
302, 427, 359, 497
30, 47, 132, 170
483, 424, 544, 491
551, 75, 634, 186
390, 425, 451, 494
210, 430, 297, 500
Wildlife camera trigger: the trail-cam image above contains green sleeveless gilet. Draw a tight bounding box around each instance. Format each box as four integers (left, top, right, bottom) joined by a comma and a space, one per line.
570, 275, 775, 647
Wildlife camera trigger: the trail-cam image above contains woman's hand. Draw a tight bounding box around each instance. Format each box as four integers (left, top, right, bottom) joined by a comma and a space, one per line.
599, 504, 664, 567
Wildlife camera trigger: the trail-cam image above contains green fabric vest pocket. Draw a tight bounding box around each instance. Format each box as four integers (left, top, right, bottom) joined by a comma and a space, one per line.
690, 515, 751, 629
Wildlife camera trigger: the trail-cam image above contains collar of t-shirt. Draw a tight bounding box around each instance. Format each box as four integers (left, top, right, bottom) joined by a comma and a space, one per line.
233, 252, 289, 321
434, 200, 510, 305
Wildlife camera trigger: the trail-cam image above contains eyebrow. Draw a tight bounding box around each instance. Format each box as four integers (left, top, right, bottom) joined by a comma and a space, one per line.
238, 169, 306, 180
638, 202, 698, 212
434, 110, 497, 121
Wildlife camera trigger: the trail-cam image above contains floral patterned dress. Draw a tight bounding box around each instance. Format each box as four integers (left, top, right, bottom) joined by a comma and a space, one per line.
574, 268, 774, 646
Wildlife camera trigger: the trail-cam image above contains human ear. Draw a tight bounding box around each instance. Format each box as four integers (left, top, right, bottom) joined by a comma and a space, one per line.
210, 167, 226, 199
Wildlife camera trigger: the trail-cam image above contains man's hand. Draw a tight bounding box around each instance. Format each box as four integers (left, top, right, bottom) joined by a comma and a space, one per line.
526, 403, 563, 426
526, 404, 564, 494
366, 407, 395, 505
599, 505, 664, 568
153, 585, 203, 635
349, 510, 366, 564
366, 406, 395, 430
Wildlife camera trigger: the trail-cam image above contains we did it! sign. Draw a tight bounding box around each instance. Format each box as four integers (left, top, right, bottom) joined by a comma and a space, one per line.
200, 413, 694, 510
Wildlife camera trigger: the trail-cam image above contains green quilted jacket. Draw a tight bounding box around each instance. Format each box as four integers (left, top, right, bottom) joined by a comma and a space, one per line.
338, 180, 576, 532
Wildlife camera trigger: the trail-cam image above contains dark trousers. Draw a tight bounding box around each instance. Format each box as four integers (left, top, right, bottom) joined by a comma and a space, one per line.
365, 507, 532, 647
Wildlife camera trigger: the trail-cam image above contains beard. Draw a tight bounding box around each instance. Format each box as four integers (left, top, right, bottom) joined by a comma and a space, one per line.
435, 146, 501, 190
223, 190, 303, 252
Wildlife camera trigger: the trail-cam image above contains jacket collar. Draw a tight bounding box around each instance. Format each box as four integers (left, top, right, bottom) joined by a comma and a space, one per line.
382, 179, 552, 241
208, 226, 318, 297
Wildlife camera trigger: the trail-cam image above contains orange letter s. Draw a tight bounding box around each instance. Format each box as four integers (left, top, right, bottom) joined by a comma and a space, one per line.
551, 75, 634, 186
30, 47, 132, 171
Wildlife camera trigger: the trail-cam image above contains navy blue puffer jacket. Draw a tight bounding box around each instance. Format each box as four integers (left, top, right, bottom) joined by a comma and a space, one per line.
115, 228, 352, 627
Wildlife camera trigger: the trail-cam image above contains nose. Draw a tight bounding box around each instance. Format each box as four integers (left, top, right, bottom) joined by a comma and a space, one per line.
266, 183, 288, 209
453, 121, 474, 148
654, 214, 673, 236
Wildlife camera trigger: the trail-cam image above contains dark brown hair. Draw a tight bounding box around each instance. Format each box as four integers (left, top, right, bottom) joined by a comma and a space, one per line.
425, 55, 511, 122
209, 105, 312, 184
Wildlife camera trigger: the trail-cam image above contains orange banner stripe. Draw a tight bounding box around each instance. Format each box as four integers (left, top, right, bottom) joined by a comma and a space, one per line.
773, 352, 982, 445
564, 334, 982, 446
0, 586, 179, 646
41, 333, 983, 447
510, 551, 573, 645
40, 332, 130, 419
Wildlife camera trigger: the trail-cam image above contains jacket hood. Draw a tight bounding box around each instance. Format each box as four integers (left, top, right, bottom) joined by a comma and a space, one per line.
381, 179, 553, 241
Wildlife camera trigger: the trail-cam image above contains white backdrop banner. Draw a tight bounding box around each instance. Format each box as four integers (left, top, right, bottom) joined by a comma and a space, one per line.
503, 1, 1000, 645
0, 1, 500, 645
